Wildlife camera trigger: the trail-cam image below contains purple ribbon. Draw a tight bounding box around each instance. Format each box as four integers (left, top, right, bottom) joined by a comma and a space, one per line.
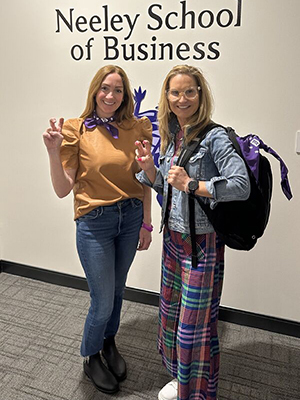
236, 135, 293, 200
84, 111, 119, 139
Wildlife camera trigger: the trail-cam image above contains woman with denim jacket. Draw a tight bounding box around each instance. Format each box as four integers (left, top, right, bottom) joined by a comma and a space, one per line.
43, 65, 152, 395
135, 65, 250, 400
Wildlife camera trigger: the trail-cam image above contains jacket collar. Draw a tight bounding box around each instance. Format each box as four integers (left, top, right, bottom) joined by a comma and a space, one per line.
168, 113, 181, 139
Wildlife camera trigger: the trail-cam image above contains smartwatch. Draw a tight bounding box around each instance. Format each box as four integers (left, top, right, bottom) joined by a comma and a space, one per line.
187, 179, 199, 195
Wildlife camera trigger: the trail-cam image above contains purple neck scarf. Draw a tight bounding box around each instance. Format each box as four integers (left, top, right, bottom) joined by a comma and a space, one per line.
84, 111, 119, 139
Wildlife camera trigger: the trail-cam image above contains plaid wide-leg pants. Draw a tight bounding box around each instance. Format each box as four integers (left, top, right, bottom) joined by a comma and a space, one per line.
158, 227, 225, 400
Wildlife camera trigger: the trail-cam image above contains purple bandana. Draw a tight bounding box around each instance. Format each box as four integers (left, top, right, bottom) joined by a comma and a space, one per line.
84, 111, 119, 139
236, 135, 293, 200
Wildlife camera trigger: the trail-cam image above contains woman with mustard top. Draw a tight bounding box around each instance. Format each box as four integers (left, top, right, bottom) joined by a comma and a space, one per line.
43, 65, 153, 395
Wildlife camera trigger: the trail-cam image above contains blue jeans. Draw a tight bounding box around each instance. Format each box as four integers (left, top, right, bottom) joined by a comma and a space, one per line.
76, 198, 143, 357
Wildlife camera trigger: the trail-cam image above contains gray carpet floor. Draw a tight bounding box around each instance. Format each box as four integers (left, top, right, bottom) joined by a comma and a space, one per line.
0, 272, 299, 400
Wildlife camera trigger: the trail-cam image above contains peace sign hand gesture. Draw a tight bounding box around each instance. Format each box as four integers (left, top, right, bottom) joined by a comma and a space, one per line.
135, 140, 154, 172
135, 140, 157, 184
43, 118, 64, 152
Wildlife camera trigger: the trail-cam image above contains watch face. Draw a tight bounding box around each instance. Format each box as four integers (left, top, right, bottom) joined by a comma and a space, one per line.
188, 179, 198, 191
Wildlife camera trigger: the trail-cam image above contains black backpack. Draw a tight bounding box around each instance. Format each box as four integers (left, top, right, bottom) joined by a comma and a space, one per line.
177, 123, 292, 268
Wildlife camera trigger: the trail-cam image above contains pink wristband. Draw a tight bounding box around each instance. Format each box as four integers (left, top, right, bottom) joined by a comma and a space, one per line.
142, 222, 153, 232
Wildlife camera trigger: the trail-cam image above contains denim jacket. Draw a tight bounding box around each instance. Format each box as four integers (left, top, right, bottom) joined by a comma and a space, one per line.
137, 123, 250, 234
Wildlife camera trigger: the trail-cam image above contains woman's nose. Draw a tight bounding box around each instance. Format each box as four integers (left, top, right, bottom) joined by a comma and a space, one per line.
178, 94, 187, 102
106, 91, 114, 98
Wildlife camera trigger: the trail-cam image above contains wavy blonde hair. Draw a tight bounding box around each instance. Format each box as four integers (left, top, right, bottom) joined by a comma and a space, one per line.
157, 65, 214, 154
80, 65, 134, 123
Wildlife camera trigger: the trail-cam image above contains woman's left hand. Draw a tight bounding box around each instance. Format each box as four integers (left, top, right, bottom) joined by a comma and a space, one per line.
167, 166, 190, 192
137, 228, 152, 251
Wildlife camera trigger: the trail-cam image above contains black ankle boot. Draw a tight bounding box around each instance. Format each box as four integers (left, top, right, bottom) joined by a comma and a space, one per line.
102, 336, 127, 382
83, 352, 119, 394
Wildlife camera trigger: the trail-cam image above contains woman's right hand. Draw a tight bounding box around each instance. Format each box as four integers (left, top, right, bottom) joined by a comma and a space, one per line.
135, 140, 155, 172
43, 118, 64, 152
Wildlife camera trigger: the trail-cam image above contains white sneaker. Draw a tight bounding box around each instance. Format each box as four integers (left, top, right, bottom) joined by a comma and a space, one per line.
158, 379, 178, 400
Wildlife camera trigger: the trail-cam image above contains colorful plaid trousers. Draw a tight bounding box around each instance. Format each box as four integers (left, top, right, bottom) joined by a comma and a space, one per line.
158, 226, 225, 400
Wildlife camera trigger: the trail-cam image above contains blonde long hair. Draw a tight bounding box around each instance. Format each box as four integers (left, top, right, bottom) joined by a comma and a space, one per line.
80, 65, 134, 123
157, 65, 214, 154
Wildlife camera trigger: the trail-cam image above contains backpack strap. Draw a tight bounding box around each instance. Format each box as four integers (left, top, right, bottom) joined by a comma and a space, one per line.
177, 122, 220, 168
177, 137, 202, 168
177, 122, 222, 268
188, 194, 198, 268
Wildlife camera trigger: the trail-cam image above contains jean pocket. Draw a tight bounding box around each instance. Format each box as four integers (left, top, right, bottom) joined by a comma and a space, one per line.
78, 207, 103, 221
131, 198, 142, 208
189, 150, 206, 164
188, 150, 206, 179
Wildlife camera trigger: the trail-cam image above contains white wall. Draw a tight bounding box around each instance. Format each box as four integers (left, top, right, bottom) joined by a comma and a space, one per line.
1, 0, 299, 322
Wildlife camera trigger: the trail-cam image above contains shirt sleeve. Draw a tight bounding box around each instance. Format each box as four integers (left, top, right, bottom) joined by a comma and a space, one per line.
60, 119, 81, 170
204, 128, 250, 203
138, 117, 153, 144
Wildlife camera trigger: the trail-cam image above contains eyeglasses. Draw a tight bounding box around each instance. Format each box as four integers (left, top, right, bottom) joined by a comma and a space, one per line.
166, 86, 201, 100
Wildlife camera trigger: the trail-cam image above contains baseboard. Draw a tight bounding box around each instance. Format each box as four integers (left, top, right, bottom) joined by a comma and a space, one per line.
1, 260, 299, 338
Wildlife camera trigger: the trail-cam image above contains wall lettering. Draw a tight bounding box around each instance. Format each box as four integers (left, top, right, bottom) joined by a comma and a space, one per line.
54, 0, 242, 62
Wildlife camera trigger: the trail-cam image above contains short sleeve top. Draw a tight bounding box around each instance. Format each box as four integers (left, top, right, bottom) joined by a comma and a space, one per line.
60, 116, 152, 219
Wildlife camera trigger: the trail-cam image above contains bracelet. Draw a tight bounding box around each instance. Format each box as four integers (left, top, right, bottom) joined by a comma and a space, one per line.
142, 222, 153, 232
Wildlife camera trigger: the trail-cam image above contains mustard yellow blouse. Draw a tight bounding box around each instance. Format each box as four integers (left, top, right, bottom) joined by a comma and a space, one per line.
60, 116, 152, 219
